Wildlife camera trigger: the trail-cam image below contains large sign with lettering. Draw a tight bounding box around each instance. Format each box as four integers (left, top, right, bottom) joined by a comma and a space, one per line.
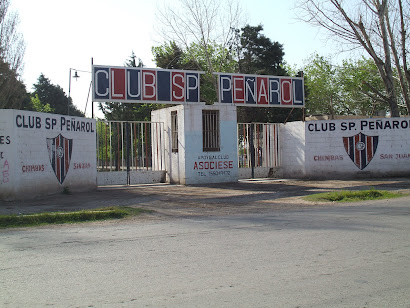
93, 65, 204, 104
302, 118, 410, 176
193, 154, 234, 177
214, 73, 304, 107
0, 109, 96, 200
93, 65, 305, 107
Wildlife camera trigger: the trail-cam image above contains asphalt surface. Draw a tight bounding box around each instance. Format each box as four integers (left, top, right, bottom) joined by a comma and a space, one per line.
1, 178, 410, 307
2, 197, 410, 307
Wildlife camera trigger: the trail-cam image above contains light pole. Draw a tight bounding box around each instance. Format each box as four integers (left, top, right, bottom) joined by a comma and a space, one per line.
68, 68, 90, 116
68, 68, 80, 116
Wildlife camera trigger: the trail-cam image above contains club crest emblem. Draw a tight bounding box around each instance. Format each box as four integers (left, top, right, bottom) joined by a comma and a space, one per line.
343, 132, 378, 170
46, 134, 73, 184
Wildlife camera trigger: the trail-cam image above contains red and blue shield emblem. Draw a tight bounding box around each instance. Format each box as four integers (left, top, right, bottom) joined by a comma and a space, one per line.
343, 132, 378, 170
46, 134, 73, 184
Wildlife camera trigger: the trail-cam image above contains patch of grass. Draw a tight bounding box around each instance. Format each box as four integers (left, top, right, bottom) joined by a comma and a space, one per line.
304, 189, 403, 203
0, 206, 152, 229
62, 186, 71, 195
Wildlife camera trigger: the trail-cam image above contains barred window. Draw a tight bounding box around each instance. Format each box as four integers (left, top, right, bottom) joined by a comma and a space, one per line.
171, 111, 178, 152
202, 110, 220, 152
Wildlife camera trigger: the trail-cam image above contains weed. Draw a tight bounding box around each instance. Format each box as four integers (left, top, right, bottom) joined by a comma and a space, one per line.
62, 186, 71, 195
0, 206, 152, 229
304, 189, 402, 203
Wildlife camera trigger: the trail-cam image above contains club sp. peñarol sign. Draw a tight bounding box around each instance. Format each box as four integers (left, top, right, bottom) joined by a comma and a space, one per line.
93, 65, 204, 104
0, 109, 96, 200
214, 72, 304, 107
304, 117, 410, 176
92, 65, 304, 108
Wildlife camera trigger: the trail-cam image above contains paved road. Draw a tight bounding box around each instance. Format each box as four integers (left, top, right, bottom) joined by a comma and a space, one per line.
2, 197, 410, 307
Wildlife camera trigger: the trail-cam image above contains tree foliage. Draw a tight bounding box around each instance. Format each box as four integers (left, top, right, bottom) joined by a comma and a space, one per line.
296, 0, 410, 116
0, 0, 27, 109
152, 41, 197, 70
153, 24, 302, 123
153, 41, 237, 104
0, 56, 28, 109
99, 52, 163, 121
33, 74, 84, 117
303, 53, 398, 117
303, 54, 340, 117
29, 93, 53, 113
337, 57, 392, 115
237, 25, 286, 76
233, 24, 301, 123
0, 0, 25, 74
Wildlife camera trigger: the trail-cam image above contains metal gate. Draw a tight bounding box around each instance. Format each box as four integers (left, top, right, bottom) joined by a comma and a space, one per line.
237, 123, 281, 177
96, 120, 165, 184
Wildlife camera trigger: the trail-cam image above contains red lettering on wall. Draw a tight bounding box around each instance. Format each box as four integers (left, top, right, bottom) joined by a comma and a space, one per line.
21, 164, 45, 173
193, 161, 234, 170
2, 159, 9, 183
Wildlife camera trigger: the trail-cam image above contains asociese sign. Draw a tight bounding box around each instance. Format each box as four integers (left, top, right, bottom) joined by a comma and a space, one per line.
93, 65, 305, 107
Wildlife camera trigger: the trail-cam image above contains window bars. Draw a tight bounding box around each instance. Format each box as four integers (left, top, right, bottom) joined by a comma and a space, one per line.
171, 111, 178, 152
202, 110, 220, 152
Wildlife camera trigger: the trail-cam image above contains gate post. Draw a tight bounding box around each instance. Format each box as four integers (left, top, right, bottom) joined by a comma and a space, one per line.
126, 122, 130, 185
249, 124, 255, 179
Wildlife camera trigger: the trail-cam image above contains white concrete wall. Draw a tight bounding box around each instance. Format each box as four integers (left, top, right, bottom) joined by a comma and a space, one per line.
280, 118, 410, 179
151, 105, 185, 184
238, 167, 282, 179
280, 121, 306, 178
96, 170, 166, 185
183, 104, 239, 184
0, 110, 96, 200
152, 104, 239, 184
304, 118, 410, 178
0, 110, 15, 199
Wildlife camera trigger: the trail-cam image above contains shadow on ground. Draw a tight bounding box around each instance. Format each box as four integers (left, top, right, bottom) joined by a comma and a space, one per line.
1, 177, 409, 216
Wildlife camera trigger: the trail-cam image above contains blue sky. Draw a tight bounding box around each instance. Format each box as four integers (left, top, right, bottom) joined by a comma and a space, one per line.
11, 0, 344, 117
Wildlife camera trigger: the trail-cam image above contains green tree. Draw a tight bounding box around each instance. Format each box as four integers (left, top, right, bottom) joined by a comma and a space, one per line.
152, 41, 197, 70
234, 24, 301, 123
153, 41, 237, 104
29, 93, 53, 113
338, 58, 388, 116
238, 24, 286, 76
33, 74, 84, 117
303, 54, 340, 117
303, 54, 395, 117
187, 42, 237, 103
297, 0, 410, 116
99, 52, 163, 121
0, 57, 29, 109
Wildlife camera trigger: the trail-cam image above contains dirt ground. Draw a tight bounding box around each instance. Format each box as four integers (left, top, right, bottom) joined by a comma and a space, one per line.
1, 177, 410, 218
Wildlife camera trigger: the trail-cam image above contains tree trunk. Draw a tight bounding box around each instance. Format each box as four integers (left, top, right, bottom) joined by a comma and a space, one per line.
385, 1, 410, 114
376, 0, 400, 117
300, 0, 403, 117
398, 0, 410, 114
